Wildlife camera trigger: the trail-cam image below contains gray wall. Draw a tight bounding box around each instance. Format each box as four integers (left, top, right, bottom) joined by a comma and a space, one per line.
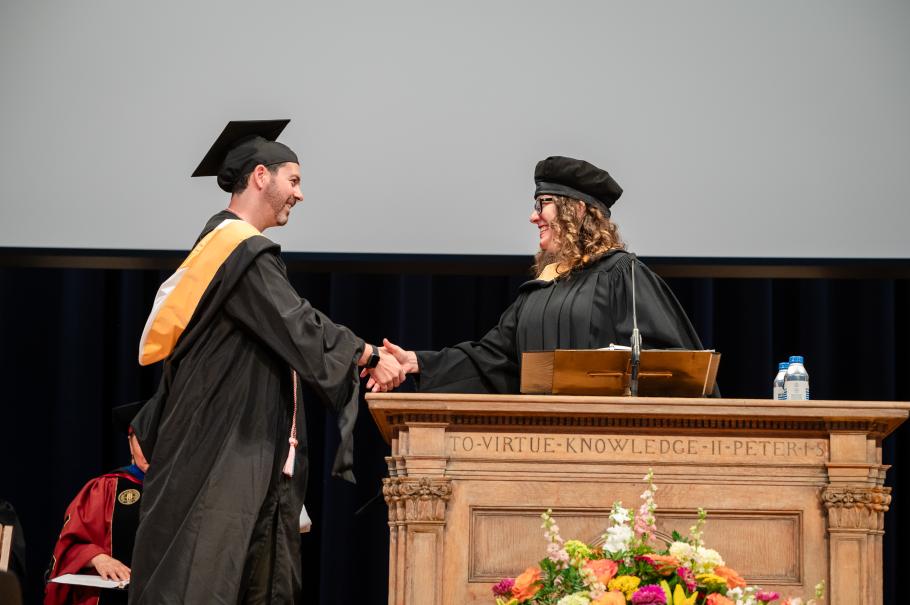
2, 0, 908, 257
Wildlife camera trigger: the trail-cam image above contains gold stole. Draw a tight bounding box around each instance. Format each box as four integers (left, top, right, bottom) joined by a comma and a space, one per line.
138, 219, 260, 366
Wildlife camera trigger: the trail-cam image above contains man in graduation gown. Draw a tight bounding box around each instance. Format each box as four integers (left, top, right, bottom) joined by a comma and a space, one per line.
45, 402, 149, 605
128, 120, 403, 605
381, 156, 708, 394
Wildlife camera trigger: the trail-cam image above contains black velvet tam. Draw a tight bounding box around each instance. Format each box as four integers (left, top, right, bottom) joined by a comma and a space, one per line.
534, 156, 623, 215
111, 400, 145, 434
192, 120, 298, 192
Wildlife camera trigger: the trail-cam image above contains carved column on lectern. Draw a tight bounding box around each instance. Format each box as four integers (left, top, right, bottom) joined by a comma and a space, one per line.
822, 486, 891, 531
384, 476, 452, 605
823, 431, 891, 605
821, 485, 891, 605
383, 422, 452, 605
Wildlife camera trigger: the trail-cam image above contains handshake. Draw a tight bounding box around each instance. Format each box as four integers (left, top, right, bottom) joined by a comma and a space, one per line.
359, 338, 419, 393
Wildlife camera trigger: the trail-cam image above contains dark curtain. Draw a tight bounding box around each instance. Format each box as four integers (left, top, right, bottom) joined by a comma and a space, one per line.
0, 265, 907, 605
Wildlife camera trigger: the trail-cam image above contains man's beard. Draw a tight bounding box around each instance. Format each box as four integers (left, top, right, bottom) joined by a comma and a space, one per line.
265, 180, 290, 225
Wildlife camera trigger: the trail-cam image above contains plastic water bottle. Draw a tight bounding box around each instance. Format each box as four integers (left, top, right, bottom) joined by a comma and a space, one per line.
784, 356, 810, 400
773, 362, 788, 400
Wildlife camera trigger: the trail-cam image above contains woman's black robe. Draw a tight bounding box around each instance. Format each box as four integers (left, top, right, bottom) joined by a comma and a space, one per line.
416, 250, 706, 393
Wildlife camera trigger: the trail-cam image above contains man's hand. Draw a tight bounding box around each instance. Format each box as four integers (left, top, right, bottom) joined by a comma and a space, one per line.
90, 553, 131, 582
362, 346, 406, 392
381, 338, 419, 374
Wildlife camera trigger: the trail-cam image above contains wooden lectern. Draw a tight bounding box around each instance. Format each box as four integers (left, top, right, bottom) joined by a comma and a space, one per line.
368, 394, 908, 605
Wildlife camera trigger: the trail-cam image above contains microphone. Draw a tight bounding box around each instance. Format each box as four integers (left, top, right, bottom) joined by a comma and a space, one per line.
629, 253, 642, 396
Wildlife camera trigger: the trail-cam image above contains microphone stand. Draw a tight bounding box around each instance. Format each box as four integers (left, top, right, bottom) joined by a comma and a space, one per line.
630, 254, 641, 397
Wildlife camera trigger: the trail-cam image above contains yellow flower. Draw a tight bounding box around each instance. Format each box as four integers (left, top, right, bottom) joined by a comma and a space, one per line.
496, 599, 519, 605
658, 580, 698, 605
673, 583, 698, 605
608, 575, 641, 599
696, 573, 729, 593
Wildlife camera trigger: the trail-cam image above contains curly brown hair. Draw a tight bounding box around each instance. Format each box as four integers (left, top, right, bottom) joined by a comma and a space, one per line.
532, 195, 625, 277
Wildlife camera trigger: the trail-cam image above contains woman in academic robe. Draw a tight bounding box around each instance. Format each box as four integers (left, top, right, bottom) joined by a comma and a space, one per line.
380, 156, 707, 394
45, 404, 148, 605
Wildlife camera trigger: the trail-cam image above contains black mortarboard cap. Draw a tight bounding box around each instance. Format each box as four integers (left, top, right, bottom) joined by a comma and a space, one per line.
534, 156, 623, 216
192, 120, 299, 193
111, 400, 145, 434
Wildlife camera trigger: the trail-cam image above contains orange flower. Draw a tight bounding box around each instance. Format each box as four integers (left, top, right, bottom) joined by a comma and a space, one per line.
592, 591, 627, 605
713, 566, 747, 589
643, 554, 681, 575
584, 558, 620, 585
511, 566, 542, 601
706, 594, 736, 605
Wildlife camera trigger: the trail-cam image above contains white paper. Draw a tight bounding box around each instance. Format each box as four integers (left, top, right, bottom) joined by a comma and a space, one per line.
602, 345, 716, 353
299, 504, 312, 534
602, 344, 631, 351
51, 574, 128, 589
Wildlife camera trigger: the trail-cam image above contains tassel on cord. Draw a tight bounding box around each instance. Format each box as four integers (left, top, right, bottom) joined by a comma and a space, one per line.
282, 369, 299, 477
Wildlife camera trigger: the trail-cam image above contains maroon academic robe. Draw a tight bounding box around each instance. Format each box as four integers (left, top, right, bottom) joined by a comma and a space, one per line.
45, 467, 144, 605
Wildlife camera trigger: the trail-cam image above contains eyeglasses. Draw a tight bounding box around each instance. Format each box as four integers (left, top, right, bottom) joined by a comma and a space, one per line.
533, 196, 557, 214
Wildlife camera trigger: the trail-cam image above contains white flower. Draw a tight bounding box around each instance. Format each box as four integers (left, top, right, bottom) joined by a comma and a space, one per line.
727, 587, 745, 600
725, 587, 757, 605
668, 541, 694, 562
609, 506, 630, 525
602, 502, 634, 554
602, 524, 634, 554
669, 541, 725, 573
692, 546, 724, 573
557, 593, 591, 605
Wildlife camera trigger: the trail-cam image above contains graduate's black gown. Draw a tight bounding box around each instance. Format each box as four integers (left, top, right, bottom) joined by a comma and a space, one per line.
129, 211, 363, 605
416, 250, 705, 393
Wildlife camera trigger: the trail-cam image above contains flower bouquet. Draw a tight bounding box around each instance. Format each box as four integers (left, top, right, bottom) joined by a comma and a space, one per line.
492, 470, 824, 605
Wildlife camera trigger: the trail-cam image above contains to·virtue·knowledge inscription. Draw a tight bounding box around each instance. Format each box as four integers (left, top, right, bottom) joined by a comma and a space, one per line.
445, 433, 827, 464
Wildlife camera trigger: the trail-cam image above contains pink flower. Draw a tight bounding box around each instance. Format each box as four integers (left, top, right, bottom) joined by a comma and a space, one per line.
756, 590, 781, 603
631, 584, 668, 605
491, 578, 514, 597
676, 566, 696, 592
547, 541, 569, 565
635, 515, 653, 536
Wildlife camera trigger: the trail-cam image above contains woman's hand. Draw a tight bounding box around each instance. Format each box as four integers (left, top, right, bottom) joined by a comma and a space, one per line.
90, 553, 131, 582
361, 345, 405, 392
381, 338, 419, 374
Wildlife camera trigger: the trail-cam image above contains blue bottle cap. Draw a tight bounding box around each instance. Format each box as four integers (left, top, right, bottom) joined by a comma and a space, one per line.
779, 362, 789, 370
789, 355, 804, 364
